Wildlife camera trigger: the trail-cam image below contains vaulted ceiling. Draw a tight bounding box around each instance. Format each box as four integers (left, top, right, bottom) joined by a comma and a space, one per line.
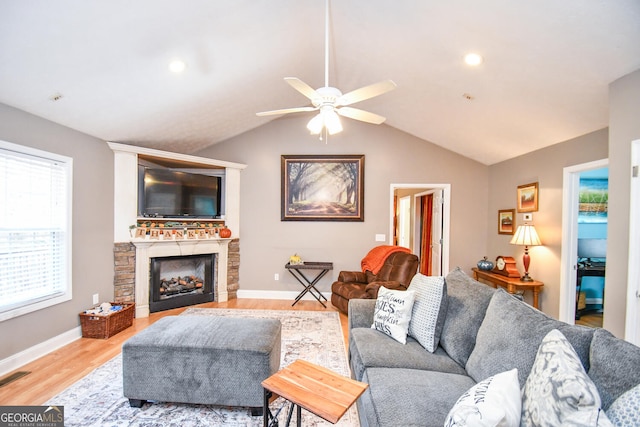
1, 1, 639, 165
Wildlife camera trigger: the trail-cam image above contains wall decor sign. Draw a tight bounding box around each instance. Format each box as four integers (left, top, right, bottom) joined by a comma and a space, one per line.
498, 209, 516, 235
517, 182, 539, 213
281, 154, 365, 221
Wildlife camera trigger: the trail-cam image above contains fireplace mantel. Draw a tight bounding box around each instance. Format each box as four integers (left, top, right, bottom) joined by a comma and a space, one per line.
133, 239, 231, 318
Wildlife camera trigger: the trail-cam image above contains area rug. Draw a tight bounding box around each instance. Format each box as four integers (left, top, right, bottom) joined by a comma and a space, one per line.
46, 309, 359, 427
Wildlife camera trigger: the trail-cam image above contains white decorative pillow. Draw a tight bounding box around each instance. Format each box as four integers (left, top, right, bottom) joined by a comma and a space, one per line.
371, 287, 416, 344
606, 383, 640, 426
407, 274, 447, 352
444, 368, 521, 427
521, 329, 606, 426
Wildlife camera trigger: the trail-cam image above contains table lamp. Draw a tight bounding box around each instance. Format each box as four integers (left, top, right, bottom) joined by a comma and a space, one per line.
510, 224, 542, 282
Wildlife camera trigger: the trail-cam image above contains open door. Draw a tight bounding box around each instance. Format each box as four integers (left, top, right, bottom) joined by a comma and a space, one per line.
390, 184, 450, 276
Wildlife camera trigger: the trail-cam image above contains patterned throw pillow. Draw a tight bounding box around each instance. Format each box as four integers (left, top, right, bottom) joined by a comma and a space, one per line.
371, 287, 416, 344
606, 383, 640, 426
407, 274, 448, 352
444, 368, 521, 427
521, 329, 612, 427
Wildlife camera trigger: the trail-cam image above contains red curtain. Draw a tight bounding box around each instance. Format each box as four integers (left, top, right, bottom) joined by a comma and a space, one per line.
420, 194, 433, 275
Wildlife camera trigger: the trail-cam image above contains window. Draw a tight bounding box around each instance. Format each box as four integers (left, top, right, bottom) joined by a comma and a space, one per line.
0, 140, 72, 321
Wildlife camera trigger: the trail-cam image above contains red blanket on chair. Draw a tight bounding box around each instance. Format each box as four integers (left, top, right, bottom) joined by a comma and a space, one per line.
361, 245, 411, 275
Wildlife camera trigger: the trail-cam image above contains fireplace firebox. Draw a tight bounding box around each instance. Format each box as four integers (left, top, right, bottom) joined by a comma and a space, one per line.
149, 254, 215, 312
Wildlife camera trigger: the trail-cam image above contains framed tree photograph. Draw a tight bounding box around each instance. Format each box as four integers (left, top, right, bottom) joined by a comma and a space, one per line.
281, 154, 365, 221
517, 182, 539, 212
498, 209, 515, 235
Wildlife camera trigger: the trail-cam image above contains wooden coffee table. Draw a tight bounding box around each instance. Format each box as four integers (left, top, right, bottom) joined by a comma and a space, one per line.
262, 359, 368, 427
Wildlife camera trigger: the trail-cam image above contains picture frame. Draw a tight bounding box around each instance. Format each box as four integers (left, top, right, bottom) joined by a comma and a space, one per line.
498, 209, 516, 235
281, 154, 365, 221
517, 182, 539, 213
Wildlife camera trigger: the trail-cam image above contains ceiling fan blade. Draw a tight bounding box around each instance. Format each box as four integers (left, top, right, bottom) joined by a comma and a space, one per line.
337, 107, 386, 124
256, 106, 317, 117
284, 77, 320, 101
336, 80, 397, 106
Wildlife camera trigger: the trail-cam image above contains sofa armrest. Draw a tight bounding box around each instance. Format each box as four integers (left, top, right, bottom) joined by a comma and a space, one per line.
364, 281, 406, 298
348, 299, 376, 330
338, 270, 367, 283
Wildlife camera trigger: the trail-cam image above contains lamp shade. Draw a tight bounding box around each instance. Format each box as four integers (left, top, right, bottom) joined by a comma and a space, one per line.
510, 224, 541, 246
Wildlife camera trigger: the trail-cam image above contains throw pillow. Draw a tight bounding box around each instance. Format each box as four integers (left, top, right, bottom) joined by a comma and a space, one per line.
606, 383, 640, 426
521, 329, 606, 427
444, 368, 521, 427
407, 274, 448, 352
371, 287, 416, 344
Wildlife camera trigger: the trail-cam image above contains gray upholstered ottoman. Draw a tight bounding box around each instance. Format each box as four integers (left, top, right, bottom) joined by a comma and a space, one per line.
122, 315, 281, 414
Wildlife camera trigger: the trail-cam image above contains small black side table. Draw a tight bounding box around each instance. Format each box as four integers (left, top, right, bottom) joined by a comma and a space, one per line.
285, 262, 333, 308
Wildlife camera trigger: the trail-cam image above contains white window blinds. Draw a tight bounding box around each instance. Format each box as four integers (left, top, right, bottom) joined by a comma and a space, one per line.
0, 141, 72, 320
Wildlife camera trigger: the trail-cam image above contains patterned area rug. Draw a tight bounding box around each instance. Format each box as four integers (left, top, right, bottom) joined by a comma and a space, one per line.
46, 309, 359, 427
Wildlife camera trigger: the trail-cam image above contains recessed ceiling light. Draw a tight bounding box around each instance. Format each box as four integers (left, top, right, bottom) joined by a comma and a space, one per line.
464, 53, 483, 66
168, 59, 187, 73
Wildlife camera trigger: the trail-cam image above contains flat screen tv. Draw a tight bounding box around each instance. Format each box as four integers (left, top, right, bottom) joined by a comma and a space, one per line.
577, 238, 607, 260
139, 168, 222, 218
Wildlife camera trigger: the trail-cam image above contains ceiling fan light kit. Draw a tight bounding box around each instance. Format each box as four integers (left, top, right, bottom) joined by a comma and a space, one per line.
256, 0, 396, 137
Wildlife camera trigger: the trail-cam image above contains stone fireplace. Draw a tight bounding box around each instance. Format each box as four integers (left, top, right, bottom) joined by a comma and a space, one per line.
113, 239, 239, 318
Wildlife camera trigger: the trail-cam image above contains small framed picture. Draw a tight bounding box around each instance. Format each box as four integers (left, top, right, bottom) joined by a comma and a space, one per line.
498, 209, 516, 235
517, 182, 539, 213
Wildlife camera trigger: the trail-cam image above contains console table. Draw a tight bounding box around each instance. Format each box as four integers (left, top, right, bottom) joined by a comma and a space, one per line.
472, 268, 544, 310
285, 262, 333, 308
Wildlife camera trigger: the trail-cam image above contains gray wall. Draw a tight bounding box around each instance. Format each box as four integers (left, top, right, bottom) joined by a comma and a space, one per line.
196, 115, 489, 296
487, 129, 609, 318
0, 103, 114, 361
606, 69, 640, 336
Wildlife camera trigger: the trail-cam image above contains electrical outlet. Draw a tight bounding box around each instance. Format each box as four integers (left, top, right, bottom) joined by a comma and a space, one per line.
274, 273, 279, 281
375, 234, 386, 242
93, 293, 99, 305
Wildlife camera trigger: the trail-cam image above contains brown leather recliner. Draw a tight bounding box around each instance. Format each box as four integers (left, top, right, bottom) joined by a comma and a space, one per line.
330, 251, 419, 314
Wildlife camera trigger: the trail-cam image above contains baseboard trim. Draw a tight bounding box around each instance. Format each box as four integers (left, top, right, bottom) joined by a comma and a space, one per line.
0, 326, 82, 377
237, 289, 332, 302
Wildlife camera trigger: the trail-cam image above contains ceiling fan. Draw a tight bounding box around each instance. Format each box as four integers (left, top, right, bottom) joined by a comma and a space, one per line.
256, 0, 396, 136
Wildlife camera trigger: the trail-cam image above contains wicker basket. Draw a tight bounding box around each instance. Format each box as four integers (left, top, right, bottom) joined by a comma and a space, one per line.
79, 302, 135, 339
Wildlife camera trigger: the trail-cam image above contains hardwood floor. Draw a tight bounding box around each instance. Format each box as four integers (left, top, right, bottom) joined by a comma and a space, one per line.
0, 299, 348, 406
575, 312, 603, 328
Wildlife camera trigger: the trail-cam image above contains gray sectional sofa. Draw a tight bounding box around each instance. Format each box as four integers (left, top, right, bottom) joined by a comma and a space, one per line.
348, 267, 640, 426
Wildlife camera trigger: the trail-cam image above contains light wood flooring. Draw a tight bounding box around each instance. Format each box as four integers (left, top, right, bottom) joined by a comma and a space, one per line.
575, 312, 603, 328
0, 299, 348, 406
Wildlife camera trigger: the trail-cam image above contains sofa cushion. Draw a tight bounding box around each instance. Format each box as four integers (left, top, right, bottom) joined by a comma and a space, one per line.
465, 289, 564, 387
606, 383, 640, 426
371, 287, 416, 344
521, 329, 608, 427
407, 274, 448, 352
349, 328, 466, 381
588, 328, 640, 410
439, 267, 496, 367
360, 367, 475, 427
445, 368, 521, 427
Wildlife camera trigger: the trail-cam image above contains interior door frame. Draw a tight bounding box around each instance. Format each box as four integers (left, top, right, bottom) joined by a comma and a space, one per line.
625, 139, 640, 344
559, 158, 608, 323
389, 183, 451, 275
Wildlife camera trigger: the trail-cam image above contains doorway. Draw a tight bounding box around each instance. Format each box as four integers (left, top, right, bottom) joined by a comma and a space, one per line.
625, 139, 640, 344
390, 184, 450, 276
559, 159, 608, 325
